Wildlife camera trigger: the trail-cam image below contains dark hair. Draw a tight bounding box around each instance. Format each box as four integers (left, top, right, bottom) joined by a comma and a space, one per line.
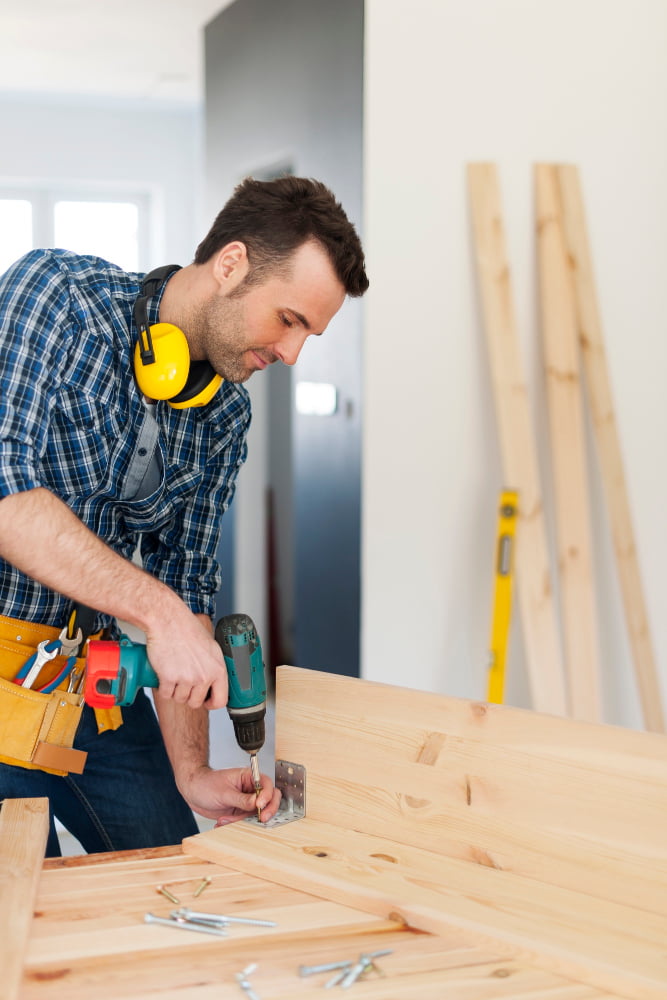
194, 176, 369, 297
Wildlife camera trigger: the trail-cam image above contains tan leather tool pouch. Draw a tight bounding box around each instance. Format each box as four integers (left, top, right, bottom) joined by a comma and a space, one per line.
0, 617, 123, 774
0, 674, 87, 775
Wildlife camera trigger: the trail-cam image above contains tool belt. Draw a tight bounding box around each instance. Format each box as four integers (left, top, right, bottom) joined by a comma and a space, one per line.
0, 613, 123, 776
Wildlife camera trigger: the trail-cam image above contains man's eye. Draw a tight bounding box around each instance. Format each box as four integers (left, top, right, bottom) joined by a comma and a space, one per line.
280, 314, 294, 328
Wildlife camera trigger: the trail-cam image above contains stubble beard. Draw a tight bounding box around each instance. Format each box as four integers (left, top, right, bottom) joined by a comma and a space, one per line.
196, 292, 257, 384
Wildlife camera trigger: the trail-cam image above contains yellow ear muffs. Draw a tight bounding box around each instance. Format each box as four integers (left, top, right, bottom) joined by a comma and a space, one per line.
168, 364, 223, 409
133, 322, 190, 400
133, 264, 223, 409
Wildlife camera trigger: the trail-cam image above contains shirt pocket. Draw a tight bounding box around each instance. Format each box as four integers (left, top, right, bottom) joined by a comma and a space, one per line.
46, 392, 116, 496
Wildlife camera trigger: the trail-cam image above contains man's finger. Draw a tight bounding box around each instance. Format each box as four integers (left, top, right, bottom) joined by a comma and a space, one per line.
185, 683, 212, 709
205, 675, 228, 710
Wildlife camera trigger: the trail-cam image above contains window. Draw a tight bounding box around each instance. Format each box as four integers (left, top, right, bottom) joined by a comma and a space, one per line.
0, 200, 33, 273
0, 186, 151, 274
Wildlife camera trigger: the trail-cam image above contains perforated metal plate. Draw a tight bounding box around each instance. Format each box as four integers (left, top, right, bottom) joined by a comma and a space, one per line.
245, 759, 306, 828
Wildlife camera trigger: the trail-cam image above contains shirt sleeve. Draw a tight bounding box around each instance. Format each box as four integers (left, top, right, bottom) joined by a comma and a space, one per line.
0, 251, 73, 498
139, 395, 251, 618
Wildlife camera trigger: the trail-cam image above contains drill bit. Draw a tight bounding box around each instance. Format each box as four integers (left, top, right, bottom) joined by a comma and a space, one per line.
249, 752, 262, 820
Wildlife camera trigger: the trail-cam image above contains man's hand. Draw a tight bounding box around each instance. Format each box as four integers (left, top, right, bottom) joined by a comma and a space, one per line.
145, 612, 228, 710
181, 765, 282, 826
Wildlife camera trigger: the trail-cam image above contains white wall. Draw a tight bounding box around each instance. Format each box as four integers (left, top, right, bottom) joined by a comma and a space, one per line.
0, 95, 204, 264
362, 0, 667, 728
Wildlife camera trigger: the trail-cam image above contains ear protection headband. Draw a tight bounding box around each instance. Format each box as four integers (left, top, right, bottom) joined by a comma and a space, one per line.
133, 264, 223, 409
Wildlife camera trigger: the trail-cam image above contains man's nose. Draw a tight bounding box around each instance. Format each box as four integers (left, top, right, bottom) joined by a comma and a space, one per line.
273, 329, 309, 366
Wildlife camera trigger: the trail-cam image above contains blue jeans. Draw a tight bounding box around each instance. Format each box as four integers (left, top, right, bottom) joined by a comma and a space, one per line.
0, 690, 198, 856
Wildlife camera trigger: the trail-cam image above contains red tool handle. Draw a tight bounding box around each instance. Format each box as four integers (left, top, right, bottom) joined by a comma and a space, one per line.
83, 640, 121, 709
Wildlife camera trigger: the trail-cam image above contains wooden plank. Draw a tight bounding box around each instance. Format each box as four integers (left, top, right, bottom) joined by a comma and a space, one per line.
468, 162, 567, 715
556, 163, 665, 733
266, 667, 667, 915
535, 163, 602, 721
24, 845, 616, 1000
184, 817, 665, 1000
0, 797, 49, 1000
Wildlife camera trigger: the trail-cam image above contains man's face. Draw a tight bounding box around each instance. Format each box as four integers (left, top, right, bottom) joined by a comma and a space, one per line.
196, 240, 346, 384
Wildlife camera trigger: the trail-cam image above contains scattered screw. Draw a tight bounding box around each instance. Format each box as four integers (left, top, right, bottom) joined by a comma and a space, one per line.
235, 963, 261, 999
300, 960, 353, 978
156, 885, 180, 905
193, 876, 212, 897
300, 949, 393, 989
144, 912, 227, 936
173, 907, 277, 928
325, 967, 352, 989
340, 950, 392, 989
340, 957, 372, 989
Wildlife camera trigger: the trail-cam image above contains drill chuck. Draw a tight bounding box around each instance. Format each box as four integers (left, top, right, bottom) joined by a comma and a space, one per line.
228, 704, 266, 754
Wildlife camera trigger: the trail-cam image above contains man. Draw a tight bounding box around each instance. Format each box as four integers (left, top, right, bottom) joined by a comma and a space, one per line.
0, 176, 369, 855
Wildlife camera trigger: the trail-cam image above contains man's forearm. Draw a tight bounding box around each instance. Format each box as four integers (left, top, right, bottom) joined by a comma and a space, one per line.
0, 487, 181, 633
0, 488, 229, 708
153, 613, 213, 788
154, 697, 210, 792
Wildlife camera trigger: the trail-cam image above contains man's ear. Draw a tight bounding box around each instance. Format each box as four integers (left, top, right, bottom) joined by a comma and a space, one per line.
212, 241, 249, 290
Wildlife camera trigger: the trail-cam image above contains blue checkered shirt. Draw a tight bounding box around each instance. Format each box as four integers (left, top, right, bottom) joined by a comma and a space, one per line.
0, 249, 250, 630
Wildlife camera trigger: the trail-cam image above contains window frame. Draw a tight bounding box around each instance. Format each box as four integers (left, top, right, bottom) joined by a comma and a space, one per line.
0, 180, 155, 272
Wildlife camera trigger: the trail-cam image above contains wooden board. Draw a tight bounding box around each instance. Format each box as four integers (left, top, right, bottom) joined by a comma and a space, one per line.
23, 846, 624, 1000
185, 668, 667, 997
185, 816, 665, 1000
535, 163, 602, 722
556, 163, 665, 733
468, 161, 567, 716
0, 797, 49, 1000
265, 667, 667, 913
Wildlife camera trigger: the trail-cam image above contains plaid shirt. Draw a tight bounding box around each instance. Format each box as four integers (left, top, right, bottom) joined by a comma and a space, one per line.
0, 249, 250, 629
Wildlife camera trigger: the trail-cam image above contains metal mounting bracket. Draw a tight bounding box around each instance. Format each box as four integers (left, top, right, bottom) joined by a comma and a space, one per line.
245, 759, 306, 828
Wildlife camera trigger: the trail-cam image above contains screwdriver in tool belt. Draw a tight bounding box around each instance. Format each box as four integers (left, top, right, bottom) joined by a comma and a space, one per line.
84, 613, 268, 821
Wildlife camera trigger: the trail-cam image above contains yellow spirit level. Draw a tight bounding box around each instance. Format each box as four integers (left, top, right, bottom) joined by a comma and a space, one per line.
487, 489, 518, 704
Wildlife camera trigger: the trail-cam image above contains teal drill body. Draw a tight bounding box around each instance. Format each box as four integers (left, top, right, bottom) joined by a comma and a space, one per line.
85, 613, 267, 768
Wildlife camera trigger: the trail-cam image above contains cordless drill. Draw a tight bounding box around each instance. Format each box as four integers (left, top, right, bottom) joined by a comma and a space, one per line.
84, 613, 267, 819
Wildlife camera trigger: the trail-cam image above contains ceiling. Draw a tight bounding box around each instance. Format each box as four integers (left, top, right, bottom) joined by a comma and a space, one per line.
0, 0, 234, 105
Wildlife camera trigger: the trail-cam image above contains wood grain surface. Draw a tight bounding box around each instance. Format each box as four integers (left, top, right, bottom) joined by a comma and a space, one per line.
268, 667, 667, 911
556, 163, 665, 733
468, 161, 567, 716
535, 162, 602, 722
0, 797, 49, 1000
23, 846, 623, 999
191, 667, 667, 999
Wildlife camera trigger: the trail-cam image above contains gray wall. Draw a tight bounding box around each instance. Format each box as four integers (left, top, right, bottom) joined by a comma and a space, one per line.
205, 0, 364, 676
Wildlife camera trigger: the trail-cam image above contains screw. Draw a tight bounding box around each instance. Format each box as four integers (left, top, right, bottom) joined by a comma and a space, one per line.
193, 876, 212, 897
144, 912, 227, 936
325, 967, 353, 988
174, 907, 276, 928
235, 964, 261, 999
156, 885, 180, 905
339, 957, 371, 989
299, 960, 353, 977
340, 950, 393, 989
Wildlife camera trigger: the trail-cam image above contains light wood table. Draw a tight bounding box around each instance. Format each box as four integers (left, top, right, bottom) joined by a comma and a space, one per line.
22, 844, 623, 999
12, 664, 667, 999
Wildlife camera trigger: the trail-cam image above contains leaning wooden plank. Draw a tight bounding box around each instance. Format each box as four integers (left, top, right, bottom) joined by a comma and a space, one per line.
535, 163, 602, 722
468, 162, 566, 715
0, 797, 49, 1000
556, 164, 665, 733
183, 817, 665, 1000
272, 667, 667, 916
